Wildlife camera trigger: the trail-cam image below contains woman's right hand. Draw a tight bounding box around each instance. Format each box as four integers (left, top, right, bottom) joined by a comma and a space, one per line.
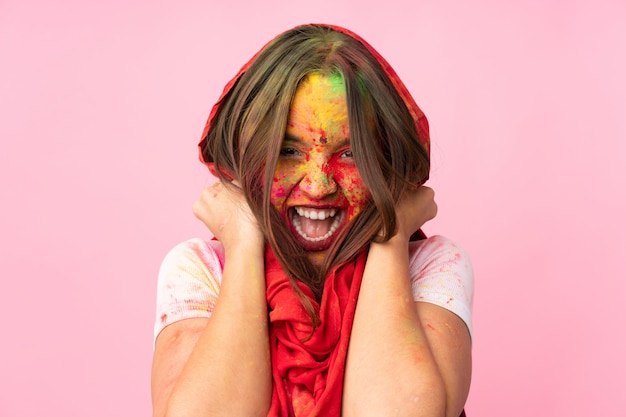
393, 185, 438, 241
192, 181, 264, 250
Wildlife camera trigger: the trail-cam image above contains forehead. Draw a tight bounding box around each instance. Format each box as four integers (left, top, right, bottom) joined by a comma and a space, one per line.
291, 72, 346, 108
287, 73, 348, 135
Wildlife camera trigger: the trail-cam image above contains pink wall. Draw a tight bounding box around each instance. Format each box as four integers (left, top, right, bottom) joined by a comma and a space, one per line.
1, 0, 624, 415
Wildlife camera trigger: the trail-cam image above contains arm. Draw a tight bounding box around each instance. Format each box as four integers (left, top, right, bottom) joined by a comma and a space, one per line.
151, 182, 271, 417
343, 186, 471, 417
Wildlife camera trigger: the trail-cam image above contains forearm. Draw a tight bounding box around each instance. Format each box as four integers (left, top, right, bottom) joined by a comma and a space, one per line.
343, 236, 446, 417
166, 243, 271, 417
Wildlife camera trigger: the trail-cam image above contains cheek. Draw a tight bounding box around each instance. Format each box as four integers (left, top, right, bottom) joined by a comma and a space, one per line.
270, 164, 300, 209
270, 177, 288, 209
336, 168, 371, 218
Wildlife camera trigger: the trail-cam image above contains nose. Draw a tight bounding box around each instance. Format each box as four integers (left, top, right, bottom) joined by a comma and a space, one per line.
300, 164, 338, 199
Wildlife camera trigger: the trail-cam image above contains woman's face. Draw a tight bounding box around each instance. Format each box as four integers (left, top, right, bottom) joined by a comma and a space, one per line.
270, 72, 371, 263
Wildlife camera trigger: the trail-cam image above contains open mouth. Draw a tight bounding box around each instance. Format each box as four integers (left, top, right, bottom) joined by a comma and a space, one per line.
290, 206, 344, 248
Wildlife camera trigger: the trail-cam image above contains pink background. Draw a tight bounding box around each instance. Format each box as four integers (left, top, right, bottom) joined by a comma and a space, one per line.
1, 0, 624, 415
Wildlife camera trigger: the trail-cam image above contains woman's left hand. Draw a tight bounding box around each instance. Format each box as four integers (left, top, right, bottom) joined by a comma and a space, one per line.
394, 185, 438, 240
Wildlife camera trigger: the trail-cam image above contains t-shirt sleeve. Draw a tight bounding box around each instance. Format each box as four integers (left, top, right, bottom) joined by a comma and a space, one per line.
153, 238, 225, 343
409, 235, 474, 338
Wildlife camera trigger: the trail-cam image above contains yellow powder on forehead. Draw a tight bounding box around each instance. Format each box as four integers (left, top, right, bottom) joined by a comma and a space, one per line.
291, 73, 348, 134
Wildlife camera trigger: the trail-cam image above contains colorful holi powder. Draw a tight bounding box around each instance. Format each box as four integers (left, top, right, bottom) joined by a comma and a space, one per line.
269, 72, 371, 254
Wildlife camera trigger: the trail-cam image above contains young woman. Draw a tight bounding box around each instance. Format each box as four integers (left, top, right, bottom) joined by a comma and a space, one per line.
151, 24, 474, 417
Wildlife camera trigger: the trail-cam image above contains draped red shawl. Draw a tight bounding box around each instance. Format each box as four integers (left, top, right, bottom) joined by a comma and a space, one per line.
265, 246, 367, 416
264, 245, 466, 417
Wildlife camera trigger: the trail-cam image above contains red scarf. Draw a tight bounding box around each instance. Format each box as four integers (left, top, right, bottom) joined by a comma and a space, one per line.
264, 245, 467, 417
265, 246, 367, 417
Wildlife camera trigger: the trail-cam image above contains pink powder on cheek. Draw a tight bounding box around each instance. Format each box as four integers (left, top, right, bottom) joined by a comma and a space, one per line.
271, 163, 305, 204
270, 174, 289, 199
271, 185, 287, 198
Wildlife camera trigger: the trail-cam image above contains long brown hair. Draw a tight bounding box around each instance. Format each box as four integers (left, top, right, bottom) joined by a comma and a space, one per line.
200, 24, 430, 323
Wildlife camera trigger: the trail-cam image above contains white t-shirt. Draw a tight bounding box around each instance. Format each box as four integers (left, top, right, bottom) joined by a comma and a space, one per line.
154, 235, 474, 342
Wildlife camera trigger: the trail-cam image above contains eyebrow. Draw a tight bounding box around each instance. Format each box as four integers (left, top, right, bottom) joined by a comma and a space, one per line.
283, 133, 306, 145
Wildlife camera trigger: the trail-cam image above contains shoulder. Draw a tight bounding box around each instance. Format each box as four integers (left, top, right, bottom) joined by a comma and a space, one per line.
157, 238, 226, 298
408, 235, 474, 336
160, 238, 225, 275
408, 235, 473, 275
154, 238, 225, 341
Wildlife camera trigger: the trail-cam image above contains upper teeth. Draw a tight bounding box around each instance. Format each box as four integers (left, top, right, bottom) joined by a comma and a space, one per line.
294, 207, 337, 220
